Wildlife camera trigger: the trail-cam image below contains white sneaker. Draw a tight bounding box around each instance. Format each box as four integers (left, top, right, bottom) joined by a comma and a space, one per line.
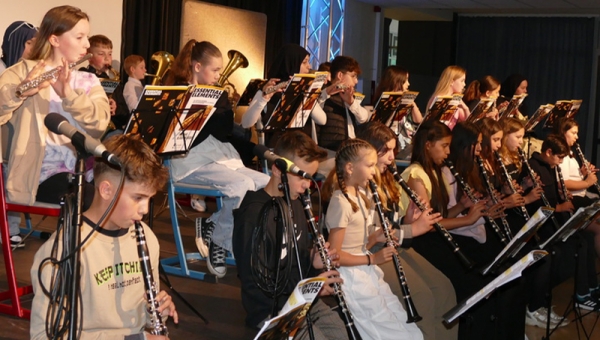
190, 195, 206, 212
525, 306, 568, 328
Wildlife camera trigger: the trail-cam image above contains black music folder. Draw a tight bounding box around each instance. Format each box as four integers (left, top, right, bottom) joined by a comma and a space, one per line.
466, 97, 495, 123
124, 85, 223, 155
237, 78, 268, 107
482, 206, 553, 276
263, 73, 317, 131
498, 94, 527, 120
524, 104, 554, 132
370, 91, 419, 129
543, 99, 582, 129
444, 249, 547, 324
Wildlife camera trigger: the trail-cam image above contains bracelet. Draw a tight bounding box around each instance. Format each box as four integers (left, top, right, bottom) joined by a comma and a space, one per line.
366, 254, 371, 266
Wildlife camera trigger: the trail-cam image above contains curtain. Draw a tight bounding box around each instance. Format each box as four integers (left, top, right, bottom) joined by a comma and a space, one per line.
121, 0, 303, 78
455, 16, 595, 145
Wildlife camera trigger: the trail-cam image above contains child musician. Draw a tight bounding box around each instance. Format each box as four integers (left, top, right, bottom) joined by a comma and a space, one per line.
232, 130, 348, 339
323, 138, 424, 339
426, 65, 470, 129
0, 5, 110, 207
30, 134, 177, 339
165, 39, 269, 278
79, 34, 113, 79
357, 121, 456, 340
400, 120, 526, 339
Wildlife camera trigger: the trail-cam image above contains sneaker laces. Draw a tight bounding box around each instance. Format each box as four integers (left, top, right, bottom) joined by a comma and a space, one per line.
211, 245, 226, 265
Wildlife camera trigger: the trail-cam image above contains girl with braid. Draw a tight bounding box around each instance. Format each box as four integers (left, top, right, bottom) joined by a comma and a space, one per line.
323, 138, 423, 339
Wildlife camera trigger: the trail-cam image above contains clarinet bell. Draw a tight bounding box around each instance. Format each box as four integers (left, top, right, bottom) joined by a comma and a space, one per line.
456, 249, 475, 270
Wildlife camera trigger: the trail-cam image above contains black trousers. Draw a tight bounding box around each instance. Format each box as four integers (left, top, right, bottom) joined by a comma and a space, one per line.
36, 172, 94, 211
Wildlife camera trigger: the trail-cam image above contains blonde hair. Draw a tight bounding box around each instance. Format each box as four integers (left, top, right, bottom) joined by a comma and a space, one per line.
428, 65, 466, 108
322, 139, 386, 212
124, 54, 144, 76
29, 5, 89, 61
499, 117, 525, 171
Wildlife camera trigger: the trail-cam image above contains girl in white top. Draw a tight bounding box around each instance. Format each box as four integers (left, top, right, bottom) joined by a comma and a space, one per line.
323, 138, 423, 340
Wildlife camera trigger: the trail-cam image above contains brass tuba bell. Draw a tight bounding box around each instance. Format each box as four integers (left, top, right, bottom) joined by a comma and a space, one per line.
217, 50, 249, 87
146, 51, 175, 85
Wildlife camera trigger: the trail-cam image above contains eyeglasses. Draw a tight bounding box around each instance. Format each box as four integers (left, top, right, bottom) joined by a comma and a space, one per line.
7, 22, 37, 43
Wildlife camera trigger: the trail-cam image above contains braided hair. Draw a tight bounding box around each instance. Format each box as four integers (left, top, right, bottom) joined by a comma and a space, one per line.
322, 138, 378, 212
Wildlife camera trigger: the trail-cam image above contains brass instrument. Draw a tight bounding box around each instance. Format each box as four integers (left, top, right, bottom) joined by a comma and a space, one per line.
146, 51, 175, 85
217, 50, 249, 107
368, 180, 422, 323
105, 64, 120, 81
16, 53, 93, 97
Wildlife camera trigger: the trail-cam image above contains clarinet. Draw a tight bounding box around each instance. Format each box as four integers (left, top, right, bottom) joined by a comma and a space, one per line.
446, 159, 509, 245
387, 164, 475, 269
517, 148, 562, 229
495, 151, 530, 220
300, 191, 362, 339
573, 142, 600, 193
556, 165, 573, 216
475, 157, 513, 241
368, 180, 422, 323
135, 221, 168, 336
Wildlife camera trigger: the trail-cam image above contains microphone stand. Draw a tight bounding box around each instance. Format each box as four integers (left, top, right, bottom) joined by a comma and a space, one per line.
278, 167, 315, 340
67, 147, 86, 339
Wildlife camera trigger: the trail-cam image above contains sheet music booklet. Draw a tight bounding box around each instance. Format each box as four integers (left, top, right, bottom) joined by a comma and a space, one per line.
482, 207, 553, 276
425, 93, 463, 124
543, 99, 583, 129
370, 91, 419, 128
254, 277, 326, 340
524, 104, 554, 132
444, 249, 548, 324
124, 84, 223, 155
264, 73, 317, 131
289, 72, 329, 129
539, 202, 600, 249
466, 97, 496, 123
237, 78, 268, 107
498, 94, 527, 119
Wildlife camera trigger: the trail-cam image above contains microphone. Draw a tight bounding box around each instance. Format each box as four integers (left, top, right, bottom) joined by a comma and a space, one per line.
253, 144, 312, 180
44, 113, 121, 166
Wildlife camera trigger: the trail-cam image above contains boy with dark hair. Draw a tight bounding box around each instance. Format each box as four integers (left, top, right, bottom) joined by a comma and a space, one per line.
232, 130, 348, 339
524, 134, 600, 319
30, 134, 178, 339
318, 55, 369, 152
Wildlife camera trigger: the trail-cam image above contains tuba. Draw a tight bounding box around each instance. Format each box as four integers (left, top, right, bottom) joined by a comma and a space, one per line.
146, 51, 175, 85
217, 50, 249, 107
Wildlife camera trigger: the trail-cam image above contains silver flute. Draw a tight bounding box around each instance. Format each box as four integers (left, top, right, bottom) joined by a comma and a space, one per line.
263, 80, 289, 94
368, 180, 422, 323
573, 142, 600, 193
135, 221, 168, 336
300, 190, 362, 339
495, 151, 530, 220
15, 53, 93, 97
448, 159, 510, 245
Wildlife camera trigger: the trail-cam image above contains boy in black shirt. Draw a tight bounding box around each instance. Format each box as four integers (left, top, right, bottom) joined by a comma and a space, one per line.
232, 131, 348, 339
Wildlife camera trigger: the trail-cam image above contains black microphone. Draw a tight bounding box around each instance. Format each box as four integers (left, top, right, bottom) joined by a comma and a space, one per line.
44, 113, 121, 166
253, 144, 312, 180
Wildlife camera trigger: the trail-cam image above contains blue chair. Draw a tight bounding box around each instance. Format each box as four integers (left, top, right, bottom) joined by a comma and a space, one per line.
160, 159, 235, 281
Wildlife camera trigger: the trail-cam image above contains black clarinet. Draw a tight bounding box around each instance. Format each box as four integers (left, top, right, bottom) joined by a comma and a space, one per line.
446, 159, 509, 245
368, 180, 422, 323
556, 165, 573, 216
387, 164, 475, 269
475, 156, 514, 241
135, 221, 168, 336
573, 142, 600, 193
495, 151, 530, 220
518, 148, 562, 230
300, 191, 362, 339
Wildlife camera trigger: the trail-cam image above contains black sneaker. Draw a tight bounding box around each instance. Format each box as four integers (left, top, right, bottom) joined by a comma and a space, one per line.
195, 217, 214, 258
576, 295, 599, 311
10, 234, 25, 249
207, 241, 227, 278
